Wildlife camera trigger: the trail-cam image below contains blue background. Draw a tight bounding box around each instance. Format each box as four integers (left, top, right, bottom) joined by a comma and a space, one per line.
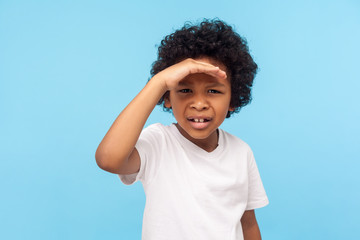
1, 0, 359, 239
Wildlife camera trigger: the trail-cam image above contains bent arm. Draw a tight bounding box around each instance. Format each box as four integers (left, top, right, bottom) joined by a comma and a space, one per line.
241, 210, 262, 240
95, 77, 167, 174
95, 58, 227, 174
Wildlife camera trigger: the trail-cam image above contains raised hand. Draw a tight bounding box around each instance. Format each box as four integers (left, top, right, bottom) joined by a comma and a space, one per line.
95, 57, 227, 174
153, 58, 227, 92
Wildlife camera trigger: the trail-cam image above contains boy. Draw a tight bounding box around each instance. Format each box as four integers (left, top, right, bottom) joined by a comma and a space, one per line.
96, 19, 268, 240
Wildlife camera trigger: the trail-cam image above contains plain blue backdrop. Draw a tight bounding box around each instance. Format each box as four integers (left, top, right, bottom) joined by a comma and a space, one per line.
1, 0, 359, 239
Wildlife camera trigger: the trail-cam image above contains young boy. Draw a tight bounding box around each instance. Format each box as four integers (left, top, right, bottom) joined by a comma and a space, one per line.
96, 19, 268, 240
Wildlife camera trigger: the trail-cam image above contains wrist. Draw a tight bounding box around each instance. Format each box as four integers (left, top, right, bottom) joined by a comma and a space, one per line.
149, 75, 168, 94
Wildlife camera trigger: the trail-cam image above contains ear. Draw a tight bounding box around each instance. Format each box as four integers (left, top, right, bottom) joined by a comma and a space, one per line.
164, 96, 172, 108
228, 106, 235, 112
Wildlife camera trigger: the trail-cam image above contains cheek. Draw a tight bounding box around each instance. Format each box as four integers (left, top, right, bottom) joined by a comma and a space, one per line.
169, 100, 186, 117
216, 98, 231, 109
170, 94, 188, 109
219, 105, 232, 118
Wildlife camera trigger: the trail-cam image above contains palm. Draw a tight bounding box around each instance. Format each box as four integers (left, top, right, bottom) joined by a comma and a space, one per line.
155, 58, 227, 91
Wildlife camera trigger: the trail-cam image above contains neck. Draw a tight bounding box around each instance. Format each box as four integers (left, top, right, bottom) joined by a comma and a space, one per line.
175, 124, 219, 152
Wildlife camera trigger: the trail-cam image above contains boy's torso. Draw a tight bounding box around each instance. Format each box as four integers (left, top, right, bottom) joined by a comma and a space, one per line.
127, 123, 254, 239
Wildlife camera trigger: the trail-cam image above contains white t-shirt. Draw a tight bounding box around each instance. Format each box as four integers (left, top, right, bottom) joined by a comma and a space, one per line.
119, 123, 268, 240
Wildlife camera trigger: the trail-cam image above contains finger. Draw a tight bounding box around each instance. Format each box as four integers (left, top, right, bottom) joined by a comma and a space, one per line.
192, 60, 227, 77
209, 66, 227, 79
189, 64, 227, 79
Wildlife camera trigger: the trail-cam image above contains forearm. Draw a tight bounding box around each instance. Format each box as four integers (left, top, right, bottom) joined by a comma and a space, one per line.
241, 210, 262, 240
242, 222, 261, 240
95, 58, 226, 172
95, 76, 166, 171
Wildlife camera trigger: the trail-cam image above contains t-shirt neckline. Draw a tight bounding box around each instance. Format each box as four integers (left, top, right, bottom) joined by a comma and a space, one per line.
169, 123, 224, 159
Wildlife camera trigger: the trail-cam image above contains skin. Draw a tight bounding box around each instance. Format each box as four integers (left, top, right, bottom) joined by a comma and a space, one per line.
241, 210, 262, 240
164, 58, 233, 152
95, 57, 262, 239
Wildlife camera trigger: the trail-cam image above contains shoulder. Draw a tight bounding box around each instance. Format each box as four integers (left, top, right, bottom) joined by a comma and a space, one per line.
220, 129, 250, 148
142, 123, 171, 134
140, 123, 173, 140
136, 123, 171, 156
144, 122, 165, 130
220, 129, 253, 153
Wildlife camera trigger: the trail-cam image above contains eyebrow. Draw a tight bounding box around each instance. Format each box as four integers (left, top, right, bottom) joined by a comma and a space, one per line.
207, 82, 226, 88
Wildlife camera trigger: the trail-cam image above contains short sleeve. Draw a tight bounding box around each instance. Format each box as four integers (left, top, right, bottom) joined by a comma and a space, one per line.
118, 123, 164, 186
245, 150, 269, 210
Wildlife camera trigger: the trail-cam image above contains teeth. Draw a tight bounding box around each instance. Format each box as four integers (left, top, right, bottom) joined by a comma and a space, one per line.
193, 118, 205, 123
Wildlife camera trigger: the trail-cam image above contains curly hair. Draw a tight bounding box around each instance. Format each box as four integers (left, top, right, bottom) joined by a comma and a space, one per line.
150, 18, 258, 118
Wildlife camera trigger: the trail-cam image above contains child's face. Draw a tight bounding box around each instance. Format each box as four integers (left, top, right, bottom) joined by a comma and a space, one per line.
165, 57, 233, 149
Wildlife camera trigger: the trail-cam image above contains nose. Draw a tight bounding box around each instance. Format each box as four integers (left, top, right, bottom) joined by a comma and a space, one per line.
190, 94, 209, 111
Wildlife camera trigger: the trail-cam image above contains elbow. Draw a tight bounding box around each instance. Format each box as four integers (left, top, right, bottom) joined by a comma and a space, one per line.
95, 148, 125, 173
95, 148, 107, 170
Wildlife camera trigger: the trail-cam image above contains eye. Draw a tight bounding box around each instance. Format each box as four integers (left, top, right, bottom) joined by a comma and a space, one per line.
178, 89, 191, 93
208, 89, 221, 94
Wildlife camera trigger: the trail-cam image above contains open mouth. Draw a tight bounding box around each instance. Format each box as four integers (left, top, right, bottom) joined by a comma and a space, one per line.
187, 117, 211, 123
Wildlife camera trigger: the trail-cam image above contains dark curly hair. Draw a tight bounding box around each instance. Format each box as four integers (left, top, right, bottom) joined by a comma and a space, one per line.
150, 18, 258, 118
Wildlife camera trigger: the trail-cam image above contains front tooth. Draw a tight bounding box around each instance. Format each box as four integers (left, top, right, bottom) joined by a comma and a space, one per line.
194, 119, 199, 122
199, 119, 204, 123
